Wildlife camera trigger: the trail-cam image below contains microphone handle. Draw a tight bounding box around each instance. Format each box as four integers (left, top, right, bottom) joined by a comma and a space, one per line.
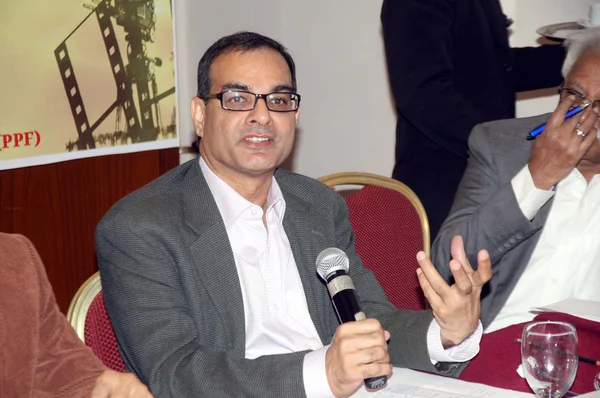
329, 281, 388, 391
331, 289, 362, 323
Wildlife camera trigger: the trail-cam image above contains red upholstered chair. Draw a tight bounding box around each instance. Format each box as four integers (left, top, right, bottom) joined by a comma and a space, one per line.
318, 172, 430, 311
67, 272, 126, 372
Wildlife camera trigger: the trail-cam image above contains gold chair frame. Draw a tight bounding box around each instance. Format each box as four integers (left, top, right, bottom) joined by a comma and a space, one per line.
318, 172, 430, 256
66, 271, 102, 342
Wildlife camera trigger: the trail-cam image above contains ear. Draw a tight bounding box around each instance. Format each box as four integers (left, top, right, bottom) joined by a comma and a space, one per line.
294, 106, 300, 125
191, 97, 206, 139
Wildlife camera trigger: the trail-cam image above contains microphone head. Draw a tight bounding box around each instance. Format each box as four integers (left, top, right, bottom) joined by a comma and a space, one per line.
316, 248, 349, 281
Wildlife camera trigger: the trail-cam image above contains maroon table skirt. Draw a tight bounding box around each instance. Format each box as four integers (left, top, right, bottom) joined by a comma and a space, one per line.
459, 313, 600, 394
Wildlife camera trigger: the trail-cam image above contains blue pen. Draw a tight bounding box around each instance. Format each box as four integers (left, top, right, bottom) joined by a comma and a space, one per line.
526, 104, 589, 140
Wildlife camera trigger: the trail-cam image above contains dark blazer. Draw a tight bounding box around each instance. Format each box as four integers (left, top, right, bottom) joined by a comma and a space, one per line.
95, 159, 466, 398
431, 114, 553, 329
381, 0, 564, 238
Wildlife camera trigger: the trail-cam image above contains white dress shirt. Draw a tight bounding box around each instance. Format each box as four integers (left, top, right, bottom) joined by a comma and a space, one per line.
487, 165, 600, 332
199, 158, 481, 397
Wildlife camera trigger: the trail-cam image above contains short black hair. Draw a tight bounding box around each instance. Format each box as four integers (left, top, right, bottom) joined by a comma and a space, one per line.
196, 31, 297, 99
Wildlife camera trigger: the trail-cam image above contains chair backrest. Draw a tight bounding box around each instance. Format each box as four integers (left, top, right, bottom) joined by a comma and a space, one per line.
318, 172, 429, 311
67, 272, 126, 372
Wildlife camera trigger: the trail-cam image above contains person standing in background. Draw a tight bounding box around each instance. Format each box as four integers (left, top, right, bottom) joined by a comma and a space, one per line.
381, 0, 565, 238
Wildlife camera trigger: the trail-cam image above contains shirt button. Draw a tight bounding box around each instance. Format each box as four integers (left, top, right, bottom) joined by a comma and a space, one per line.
273, 304, 279, 311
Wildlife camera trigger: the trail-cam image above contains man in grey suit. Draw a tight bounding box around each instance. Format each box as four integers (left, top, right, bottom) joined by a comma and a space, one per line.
433, 28, 600, 333
96, 31, 491, 397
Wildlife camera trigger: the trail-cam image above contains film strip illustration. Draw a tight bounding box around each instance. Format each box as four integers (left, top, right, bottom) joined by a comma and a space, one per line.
54, 0, 175, 151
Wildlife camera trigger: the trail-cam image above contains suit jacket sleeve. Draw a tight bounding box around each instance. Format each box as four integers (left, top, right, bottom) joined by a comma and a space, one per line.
431, 123, 544, 286
381, 0, 487, 154
330, 193, 468, 377
96, 218, 309, 398
512, 45, 565, 93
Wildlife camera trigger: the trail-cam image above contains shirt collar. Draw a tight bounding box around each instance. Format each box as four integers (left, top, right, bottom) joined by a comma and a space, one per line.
199, 157, 286, 230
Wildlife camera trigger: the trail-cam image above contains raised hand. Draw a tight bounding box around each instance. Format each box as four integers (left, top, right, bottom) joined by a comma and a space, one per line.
529, 95, 600, 190
416, 235, 492, 347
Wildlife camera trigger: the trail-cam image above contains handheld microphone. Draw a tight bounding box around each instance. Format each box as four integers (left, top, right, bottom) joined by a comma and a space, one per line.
316, 248, 388, 391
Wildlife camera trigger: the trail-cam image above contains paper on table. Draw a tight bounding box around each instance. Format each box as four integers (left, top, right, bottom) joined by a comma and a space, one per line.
351, 368, 532, 397
530, 298, 600, 323
578, 391, 600, 397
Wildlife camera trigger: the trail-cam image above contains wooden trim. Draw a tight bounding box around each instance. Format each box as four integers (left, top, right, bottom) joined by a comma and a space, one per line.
66, 271, 101, 342
317, 172, 430, 257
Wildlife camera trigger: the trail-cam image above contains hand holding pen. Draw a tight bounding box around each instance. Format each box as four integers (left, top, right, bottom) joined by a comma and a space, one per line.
527, 104, 591, 140
527, 95, 600, 190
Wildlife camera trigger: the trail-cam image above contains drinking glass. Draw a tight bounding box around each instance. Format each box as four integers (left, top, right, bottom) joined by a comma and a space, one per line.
521, 321, 578, 398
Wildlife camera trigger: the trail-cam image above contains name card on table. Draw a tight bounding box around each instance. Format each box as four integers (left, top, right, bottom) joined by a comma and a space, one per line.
531, 298, 600, 323
351, 368, 532, 397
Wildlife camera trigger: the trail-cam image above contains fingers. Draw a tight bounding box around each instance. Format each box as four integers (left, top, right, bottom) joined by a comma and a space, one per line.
335, 319, 387, 350
449, 259, 472, 295
547, 95, 577, 129
544, 97, 598, 146
470, 250, 492, 287
334, 342, 390, 368
90, 383, 109, 398
450, 235, 473, 273
576, 106, 600, 147
91, 371, 153, 398
416, 266, 443, 309
416, 251, 450, 296
327, 320, 392, 397
561, 103, 600, 147
336, 318, 384, 336
361, 346, 390, 367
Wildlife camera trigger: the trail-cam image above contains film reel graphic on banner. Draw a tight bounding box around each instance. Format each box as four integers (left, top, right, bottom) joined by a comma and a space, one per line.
54, 0, 175, 151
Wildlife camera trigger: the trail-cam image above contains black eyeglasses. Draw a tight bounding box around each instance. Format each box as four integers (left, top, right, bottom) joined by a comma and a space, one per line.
202, 90, 301, 112
558, 86, 600, 109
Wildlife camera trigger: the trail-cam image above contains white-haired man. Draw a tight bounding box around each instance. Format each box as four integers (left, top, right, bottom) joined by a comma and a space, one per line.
432, 27, 600, 333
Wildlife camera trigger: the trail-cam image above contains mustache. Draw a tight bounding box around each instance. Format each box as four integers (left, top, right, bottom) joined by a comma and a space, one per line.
240, 127, 275, 136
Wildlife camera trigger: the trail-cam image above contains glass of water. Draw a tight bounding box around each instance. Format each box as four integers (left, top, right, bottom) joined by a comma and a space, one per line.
521, 321, 578, 398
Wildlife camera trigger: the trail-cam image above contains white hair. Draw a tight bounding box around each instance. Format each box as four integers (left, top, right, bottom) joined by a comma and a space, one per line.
562, 27, 600, 77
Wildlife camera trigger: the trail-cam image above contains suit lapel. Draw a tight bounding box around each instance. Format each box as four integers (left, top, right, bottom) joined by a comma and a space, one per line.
278, 174, 334, 344
180, 164, 336, 352
183, 161, 246, 356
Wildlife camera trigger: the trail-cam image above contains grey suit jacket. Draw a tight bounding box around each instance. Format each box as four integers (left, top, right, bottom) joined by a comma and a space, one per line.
96, 159, 464, 398
432, 114, 554, 329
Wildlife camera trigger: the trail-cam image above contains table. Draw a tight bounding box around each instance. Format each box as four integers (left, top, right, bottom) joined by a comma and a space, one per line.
352, 368, 532, 397
459, 312, 600, 395
354, 312, 599, 396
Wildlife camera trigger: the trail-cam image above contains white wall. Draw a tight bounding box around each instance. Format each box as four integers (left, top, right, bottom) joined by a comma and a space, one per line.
280, 0, 395, 178
175, 0, 596, 177
174, 0, 283, 163
175, 0, 394, 175
502, 0, 597, 117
